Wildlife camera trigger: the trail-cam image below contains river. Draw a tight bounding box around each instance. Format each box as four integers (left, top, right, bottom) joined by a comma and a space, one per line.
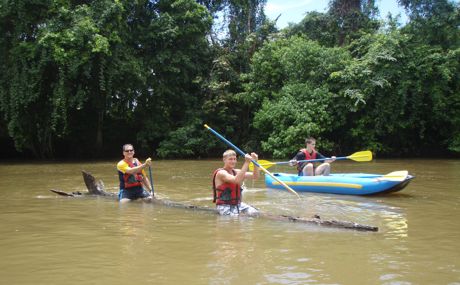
0, 159, 459, 285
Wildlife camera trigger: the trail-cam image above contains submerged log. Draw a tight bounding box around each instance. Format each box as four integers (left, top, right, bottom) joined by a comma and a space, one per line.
260, 214, 378, 231
50, 171, 378, 232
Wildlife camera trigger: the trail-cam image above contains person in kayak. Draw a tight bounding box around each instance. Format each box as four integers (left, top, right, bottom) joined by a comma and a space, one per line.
117, 144, 153, 203
289, 137, 336, 176
212, 150, 260, 216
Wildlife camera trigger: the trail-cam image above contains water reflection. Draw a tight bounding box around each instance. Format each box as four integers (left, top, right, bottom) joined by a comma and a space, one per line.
261, 188, 409, 238
382, 212, 408, 239
117, 205, 153, 251
208, 217, 258, 285
265, 271, 314, 284
206, 216, 323, 285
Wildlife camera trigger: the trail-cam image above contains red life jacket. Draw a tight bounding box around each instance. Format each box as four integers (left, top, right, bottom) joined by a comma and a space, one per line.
297, 149, 317, 172
123, 160, 144, 188
212, 168, 242, 205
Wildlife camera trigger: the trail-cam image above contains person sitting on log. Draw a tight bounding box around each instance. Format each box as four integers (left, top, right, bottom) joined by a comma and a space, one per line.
212, 149, 260, 216
117, 144, 153, 203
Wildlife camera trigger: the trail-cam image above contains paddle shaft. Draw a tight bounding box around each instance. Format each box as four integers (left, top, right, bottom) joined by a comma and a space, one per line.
204, 125, 248, 162
204, 124, 300, 199
148, 166, 155, 196
274, 156, 346, 165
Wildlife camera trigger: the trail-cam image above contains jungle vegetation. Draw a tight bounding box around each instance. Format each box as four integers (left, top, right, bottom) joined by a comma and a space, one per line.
1, 0, 459, 159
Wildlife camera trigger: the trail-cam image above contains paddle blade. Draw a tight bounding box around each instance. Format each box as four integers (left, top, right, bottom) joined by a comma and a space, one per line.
249, 160, 274, 171
346, 150, 373, 162
378, 170, 409, 182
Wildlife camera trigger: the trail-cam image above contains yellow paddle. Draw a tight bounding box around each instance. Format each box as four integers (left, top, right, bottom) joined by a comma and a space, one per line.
249, 150, 373, 171
375, 170, 409, 182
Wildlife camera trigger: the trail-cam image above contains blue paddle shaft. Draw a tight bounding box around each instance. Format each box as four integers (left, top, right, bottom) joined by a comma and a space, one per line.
204, 124, 261, 167
149, 166, 154, 196
276, 156, 345, 165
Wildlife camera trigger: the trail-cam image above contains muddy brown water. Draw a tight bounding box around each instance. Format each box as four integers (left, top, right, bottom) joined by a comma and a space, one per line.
0, 159, 459, 284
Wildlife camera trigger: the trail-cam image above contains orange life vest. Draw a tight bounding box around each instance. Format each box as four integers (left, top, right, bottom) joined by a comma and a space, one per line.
212, 168, 242, 205
297, 148, 317, 172
122, 160, 144, 188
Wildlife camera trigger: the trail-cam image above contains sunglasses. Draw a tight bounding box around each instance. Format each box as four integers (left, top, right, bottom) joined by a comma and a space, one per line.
124, 149, 134, 152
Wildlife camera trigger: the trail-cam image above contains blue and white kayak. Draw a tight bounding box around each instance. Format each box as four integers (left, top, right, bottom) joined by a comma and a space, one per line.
265, 171, 414, 195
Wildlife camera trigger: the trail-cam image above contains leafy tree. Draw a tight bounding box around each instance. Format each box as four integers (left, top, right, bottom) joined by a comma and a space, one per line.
398, 0, 460, 49
286, 11, 338, 47
156, 0, 275, 157
134, 0, 213, 154
0, 0, 213, 158
334, 30, 460, 155
243, 36, 353, 157
329, 0, 380, 45
245, 27, 460, 157
253, 84, 337, 157
288, 0, 380, 47
2, 0, 459, 160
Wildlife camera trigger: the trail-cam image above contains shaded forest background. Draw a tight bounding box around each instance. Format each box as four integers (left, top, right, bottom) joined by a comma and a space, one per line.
1, 0, 459, 160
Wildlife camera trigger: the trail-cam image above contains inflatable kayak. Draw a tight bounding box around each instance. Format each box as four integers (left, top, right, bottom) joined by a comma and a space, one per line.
265, 171, 414, 195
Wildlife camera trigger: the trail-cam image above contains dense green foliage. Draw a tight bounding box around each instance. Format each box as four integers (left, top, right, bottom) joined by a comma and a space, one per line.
1, 0, 212, 158
0, 0, 459, 159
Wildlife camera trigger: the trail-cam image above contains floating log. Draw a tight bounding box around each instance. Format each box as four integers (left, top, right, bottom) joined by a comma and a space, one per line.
49, 171, 378, 232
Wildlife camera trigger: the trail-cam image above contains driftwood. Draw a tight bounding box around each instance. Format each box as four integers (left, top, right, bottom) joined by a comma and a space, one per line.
50, 171, 378, 232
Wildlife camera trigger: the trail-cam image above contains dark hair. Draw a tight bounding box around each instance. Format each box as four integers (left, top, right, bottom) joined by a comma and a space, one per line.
305, 137, 316, 145
122, 144, 133, 151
